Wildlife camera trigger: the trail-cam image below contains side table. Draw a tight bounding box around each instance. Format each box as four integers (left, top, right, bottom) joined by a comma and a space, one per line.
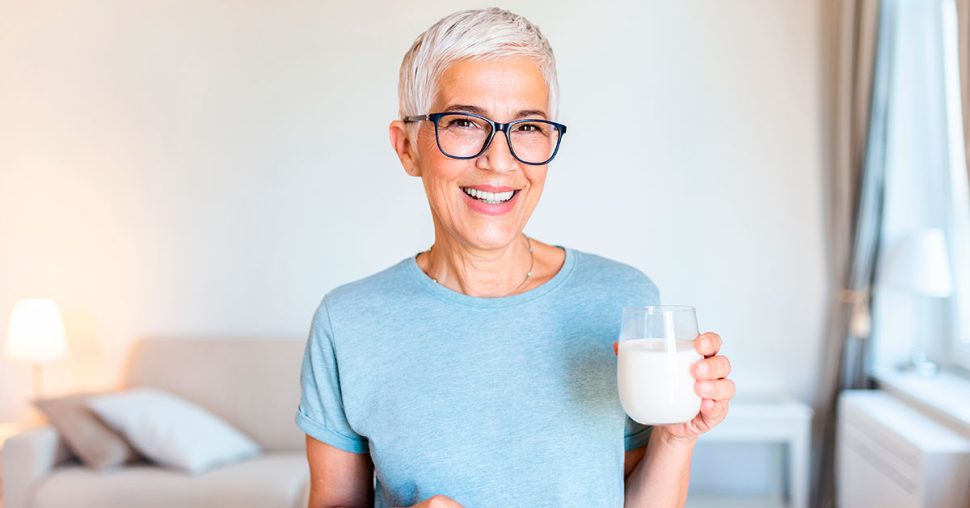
693, 393, 813, 508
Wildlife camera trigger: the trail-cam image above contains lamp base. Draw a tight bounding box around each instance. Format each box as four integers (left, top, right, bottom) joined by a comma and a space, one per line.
32, 363, 44, 400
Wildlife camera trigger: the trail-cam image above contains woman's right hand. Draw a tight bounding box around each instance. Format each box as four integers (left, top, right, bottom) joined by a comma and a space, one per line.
401, 494, 465, 508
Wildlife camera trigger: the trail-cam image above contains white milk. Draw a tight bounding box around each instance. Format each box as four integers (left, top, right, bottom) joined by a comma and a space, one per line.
618, 338, 702, 425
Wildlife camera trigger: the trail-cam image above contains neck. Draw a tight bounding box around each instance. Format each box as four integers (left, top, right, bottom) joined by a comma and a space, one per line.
421, 226, 533, 298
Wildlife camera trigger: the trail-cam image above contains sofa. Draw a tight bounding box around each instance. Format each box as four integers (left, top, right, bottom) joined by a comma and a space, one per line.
2, 337, 310, 508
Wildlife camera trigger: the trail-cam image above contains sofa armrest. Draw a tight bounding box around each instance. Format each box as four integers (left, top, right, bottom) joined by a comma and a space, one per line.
2, 425, 72, 508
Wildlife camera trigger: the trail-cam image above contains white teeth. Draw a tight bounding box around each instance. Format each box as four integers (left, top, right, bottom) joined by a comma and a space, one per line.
462, 187, 515, 203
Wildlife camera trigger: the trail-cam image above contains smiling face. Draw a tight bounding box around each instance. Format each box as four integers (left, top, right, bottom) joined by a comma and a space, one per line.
392, 56, 552, 251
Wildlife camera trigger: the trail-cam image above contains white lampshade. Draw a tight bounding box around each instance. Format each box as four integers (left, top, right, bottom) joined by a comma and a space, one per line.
882, 229, 954, 297
5, 298, 69, 363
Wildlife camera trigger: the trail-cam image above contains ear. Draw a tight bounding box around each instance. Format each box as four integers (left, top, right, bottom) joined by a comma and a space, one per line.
389, 120, 421, 177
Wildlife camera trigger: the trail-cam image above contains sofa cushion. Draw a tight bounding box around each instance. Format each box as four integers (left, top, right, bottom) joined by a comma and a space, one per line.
87, 387, 261, 474
30, 452, 309, 508
33, 393, 141, 470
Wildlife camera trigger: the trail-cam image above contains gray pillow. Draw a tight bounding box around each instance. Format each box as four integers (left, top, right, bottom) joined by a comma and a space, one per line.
33, 392, 141, 470
87, 387, 261, 474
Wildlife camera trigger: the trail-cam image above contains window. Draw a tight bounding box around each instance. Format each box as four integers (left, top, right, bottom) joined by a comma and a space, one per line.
870, 0, 969, 375
941, 0, 970, 371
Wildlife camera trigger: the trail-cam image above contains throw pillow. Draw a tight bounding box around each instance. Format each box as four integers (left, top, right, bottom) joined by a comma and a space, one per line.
87, 387, 261, 474
34, 392, 142, 470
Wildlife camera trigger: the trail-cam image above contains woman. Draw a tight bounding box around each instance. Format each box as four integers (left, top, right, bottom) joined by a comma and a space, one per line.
296, 8, 735, 508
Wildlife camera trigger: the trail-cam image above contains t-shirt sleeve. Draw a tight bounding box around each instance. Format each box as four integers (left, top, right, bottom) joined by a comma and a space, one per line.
295, 296, 370, 454
624, 416, 653, 451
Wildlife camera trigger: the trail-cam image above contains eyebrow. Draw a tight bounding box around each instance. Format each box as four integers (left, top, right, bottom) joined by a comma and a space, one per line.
442, 104, 548, 120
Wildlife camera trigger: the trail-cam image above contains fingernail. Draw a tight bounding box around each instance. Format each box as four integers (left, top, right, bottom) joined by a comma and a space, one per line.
700, 382, 713, 395
696, 362, 708, 376
699, 338, 711, 350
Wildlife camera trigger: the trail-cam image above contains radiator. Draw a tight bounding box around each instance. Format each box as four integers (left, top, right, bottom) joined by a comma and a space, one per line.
837, 390, 970, 508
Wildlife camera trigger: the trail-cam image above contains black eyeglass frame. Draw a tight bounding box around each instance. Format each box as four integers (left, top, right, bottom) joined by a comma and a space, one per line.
402, 111, 567, 166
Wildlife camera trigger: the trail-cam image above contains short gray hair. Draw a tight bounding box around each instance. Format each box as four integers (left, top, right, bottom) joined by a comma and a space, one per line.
398, 8, 560, 123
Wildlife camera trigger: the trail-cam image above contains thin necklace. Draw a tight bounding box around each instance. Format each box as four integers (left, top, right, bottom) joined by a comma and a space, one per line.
425, 234, 535, 295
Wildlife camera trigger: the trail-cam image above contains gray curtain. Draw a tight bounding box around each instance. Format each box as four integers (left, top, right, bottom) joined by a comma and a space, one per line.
813, 0, 895, 507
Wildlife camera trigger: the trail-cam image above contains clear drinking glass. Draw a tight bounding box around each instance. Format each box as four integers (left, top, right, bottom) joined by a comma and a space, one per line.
617, 306, 702, 424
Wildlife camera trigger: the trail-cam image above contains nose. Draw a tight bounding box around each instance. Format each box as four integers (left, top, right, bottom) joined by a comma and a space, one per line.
476, 130, 518, 173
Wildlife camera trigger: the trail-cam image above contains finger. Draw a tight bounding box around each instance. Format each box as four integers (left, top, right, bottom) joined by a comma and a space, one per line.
695, 332, 722, 357
613, 341, 618, 356
695, 378, 736, 401
699, 398, 730, 425
692, 355, 732, 380
700, 398, 716, 413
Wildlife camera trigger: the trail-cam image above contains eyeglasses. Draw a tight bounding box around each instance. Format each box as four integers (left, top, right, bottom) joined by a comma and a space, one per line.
402, 111, 567, 166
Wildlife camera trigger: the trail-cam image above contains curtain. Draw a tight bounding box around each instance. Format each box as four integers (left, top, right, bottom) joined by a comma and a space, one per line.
957, 0, 970, 183
813, 0, 895, 507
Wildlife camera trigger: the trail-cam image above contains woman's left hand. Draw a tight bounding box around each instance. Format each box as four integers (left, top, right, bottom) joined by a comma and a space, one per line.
613, 331, 735, 442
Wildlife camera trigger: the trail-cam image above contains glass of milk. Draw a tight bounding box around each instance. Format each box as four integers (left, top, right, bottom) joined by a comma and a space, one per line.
617, 306, 702, 425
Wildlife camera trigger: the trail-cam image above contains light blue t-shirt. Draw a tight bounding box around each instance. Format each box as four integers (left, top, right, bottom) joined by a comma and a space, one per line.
296, 247, 660, 507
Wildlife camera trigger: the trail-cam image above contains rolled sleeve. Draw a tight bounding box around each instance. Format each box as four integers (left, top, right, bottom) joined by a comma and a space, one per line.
295, 296, 369, 454
623, 416, 653, 451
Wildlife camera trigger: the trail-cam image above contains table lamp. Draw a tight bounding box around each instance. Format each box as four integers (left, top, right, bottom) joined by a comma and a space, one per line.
4, 298, 69, 398
882, 228, 954, 376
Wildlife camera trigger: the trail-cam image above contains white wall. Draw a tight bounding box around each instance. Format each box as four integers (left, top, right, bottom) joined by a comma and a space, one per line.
0, 0, 829, 433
